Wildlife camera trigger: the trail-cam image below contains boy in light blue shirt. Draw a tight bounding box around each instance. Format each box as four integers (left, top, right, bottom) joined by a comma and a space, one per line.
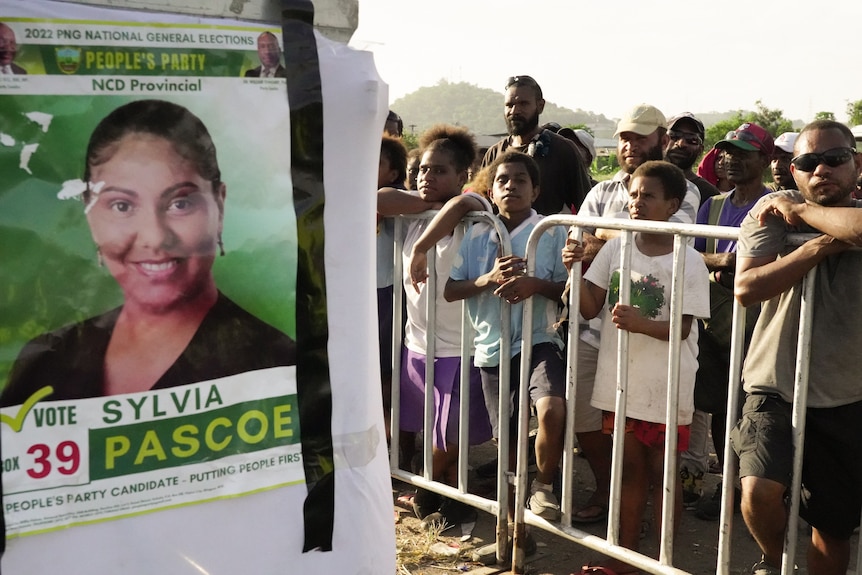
445, 150, 568, 524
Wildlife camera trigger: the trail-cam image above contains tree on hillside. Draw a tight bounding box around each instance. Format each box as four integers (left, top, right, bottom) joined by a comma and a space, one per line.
749, 100, 793, 138
401, 132, 418, 151
847, 100, 862, 126
392, 80, 506, 136
815, 111, 835, 121
391, 80, 618, 137
702, 101, 792, 150
704, 113, 746, 151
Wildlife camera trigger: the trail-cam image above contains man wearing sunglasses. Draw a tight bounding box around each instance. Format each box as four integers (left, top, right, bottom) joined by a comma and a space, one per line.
664, 113, 720, 208
732, 120, 862, 575
481, 75, 592, 215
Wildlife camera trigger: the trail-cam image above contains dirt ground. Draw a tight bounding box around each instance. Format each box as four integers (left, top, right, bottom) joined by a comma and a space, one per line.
393, 438, 859, 575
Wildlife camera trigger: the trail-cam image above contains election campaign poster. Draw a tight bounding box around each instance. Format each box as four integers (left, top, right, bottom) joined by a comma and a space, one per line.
0, 0, 393, 572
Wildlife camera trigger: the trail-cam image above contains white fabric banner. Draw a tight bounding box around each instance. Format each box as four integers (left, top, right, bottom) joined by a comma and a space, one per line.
0, 0, 393, 572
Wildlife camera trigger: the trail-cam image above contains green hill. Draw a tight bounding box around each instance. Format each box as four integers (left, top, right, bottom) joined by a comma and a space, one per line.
390, 80, 806, 143
391, 79, 616, 138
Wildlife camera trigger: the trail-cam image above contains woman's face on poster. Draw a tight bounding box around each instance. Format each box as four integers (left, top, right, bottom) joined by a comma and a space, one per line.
86, 133, 225, 313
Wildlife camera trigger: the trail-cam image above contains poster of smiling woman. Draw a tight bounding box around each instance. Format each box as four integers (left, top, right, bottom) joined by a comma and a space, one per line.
0, 0, 393, 572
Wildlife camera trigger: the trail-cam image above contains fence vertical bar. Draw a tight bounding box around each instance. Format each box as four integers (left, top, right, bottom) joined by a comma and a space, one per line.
471, 211, 515, 565
457, 223, 472, 493
561, 226, 584, 526
657, 234, 686, 565
716, 297, 747, 575
606, 229, 633, 546
422, 246, 437, 482
512, 222, 543, 574
390, 216, 404, 473
782, 266, 817, 575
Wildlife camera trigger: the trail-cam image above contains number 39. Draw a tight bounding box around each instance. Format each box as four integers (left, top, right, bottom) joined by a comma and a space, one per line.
26, 441, 80, 479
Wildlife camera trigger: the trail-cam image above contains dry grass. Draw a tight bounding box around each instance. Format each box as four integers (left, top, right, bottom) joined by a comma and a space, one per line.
395, 515, 442, 570
394, 490, 485, 575
395, 512, 469, 574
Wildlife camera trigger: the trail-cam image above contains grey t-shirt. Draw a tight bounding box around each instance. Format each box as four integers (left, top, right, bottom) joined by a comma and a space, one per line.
738, 190, 862, 407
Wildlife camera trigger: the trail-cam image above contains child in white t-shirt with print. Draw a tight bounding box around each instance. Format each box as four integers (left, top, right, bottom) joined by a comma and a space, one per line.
563, 160, 709, 575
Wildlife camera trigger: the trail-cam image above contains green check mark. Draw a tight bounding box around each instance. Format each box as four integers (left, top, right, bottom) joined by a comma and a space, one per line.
0, 386, 54, 432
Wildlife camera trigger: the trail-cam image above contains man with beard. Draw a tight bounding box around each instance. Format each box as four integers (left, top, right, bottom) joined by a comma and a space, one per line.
0, 23, 26, 74
664, 113, 720, 207
732, 119, 862, 575
688, 123, 773, 521
768, 132, 798, 191
481, 75, 591, 215
558, 104, 701, 525
577, 104, 701, 262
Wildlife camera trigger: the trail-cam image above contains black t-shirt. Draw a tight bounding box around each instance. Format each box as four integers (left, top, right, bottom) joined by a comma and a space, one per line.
482, 129, 592, 215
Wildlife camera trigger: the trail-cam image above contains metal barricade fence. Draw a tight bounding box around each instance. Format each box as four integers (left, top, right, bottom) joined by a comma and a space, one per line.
385, 209, 860, 575
516, 215, 738, 575
517, 215, 860, 575
388, 210, 516, 564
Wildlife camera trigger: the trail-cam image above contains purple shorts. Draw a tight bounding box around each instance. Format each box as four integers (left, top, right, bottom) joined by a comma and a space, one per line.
399, 348, 492, 449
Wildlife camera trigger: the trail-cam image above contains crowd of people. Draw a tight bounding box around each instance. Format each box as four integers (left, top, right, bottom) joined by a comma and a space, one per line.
376, 76, 862, 575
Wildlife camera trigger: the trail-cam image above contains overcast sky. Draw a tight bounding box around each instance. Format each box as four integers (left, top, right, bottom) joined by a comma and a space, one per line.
350, 0, 862, 125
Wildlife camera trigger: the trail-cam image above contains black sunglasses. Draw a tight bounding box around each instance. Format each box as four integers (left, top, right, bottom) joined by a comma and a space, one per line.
668, 130, 702, 146
790, 147, 856, 172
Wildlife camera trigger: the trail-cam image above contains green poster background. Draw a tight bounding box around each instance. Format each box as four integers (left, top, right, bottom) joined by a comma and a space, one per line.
0, 92, 297, 389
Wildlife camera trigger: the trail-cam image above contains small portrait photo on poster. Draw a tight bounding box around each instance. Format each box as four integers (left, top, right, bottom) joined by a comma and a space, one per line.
244, 31, 286, 78
0, 22, 27, 75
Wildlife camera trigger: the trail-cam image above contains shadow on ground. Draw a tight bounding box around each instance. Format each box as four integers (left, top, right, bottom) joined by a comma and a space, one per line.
393, 439, 857, 575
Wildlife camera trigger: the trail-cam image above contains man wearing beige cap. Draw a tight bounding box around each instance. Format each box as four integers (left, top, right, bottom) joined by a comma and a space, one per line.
769, 132, 799, 191
578, 103, 701, 257
560, 103, 701, 525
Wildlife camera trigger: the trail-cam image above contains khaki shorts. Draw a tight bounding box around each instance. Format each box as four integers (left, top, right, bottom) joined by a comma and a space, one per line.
572, 342, 604, 433
731, 393, 862, 539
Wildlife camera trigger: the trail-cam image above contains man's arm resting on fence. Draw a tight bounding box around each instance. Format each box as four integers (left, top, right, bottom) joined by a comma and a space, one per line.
734, 234, 850, 307
408, 194, 486, 291
376, 186, 443, 217
756, 198, 862, 247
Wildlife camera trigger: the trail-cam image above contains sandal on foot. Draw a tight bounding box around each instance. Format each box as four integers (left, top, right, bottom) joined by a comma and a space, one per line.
471, 530, 536, 565
571, 502, 608, 524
